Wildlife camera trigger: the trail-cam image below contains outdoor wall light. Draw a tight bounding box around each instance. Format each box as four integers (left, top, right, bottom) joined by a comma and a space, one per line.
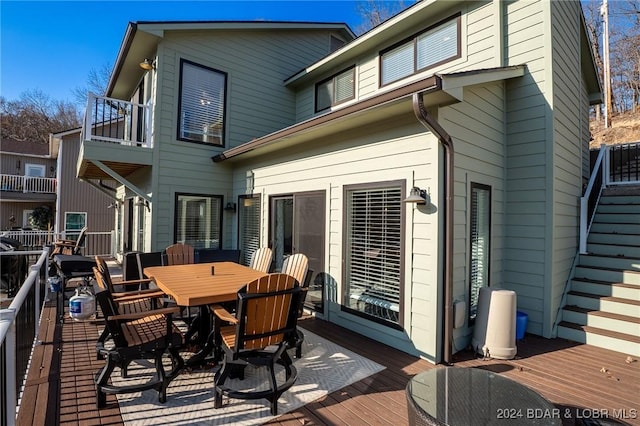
403, 187, 428, 204
139, 58, 156, 70
107, 201, 119, 209
224, 202, 237, 212
136, 199, 151, 211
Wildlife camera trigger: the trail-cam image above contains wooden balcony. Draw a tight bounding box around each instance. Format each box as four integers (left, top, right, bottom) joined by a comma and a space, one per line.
0, 174, 56, 199
77, 94, 153, 181
17, 298, 640, 425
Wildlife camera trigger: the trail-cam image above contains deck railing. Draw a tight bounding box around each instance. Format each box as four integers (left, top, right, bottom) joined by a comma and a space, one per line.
82, 93, 152, 148
0, 230, 114, 258
579, 141, 640, 253
0, 174, 56, 194
0, 248, 49, 426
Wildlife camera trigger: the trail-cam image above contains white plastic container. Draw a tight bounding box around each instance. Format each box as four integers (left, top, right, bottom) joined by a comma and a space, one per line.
69, 287, 95, 321
471, 287, 517, 359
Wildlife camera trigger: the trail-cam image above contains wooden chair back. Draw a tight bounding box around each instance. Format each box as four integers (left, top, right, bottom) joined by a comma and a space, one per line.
165, 243, 195, 265
249, 247, 273, 273
234, 273, 300, 351
74, 227, 88, 253
281, 253, 308, 287
94, 256, 114, 291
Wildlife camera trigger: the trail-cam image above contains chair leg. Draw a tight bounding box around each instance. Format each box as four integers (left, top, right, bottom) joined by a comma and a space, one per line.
268, 359, 279, 415
155, 355, 168, 403
95, 355, 117, 409
214, 359, 231, 409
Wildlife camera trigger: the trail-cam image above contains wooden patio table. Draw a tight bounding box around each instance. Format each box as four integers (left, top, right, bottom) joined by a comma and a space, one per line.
144, 261, 267, 365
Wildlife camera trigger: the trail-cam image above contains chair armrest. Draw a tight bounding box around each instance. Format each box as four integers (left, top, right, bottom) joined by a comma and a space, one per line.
210, 304, 238, 324
108, 306, 181, 322
53, 240, 76, 247
112, 289, 166, 302
115, 278, 154, 287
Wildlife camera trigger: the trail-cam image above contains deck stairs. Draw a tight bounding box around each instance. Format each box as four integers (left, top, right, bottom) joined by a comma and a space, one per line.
557, 186, 640, 356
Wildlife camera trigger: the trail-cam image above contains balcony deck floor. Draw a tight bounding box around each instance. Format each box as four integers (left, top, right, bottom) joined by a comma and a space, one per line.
18, 299, 640, 426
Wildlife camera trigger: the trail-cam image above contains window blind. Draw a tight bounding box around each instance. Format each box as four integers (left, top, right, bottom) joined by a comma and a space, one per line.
239, 196, 261, 266
469, 184, 491, 321
417, 19, 458, 70
381, 43, 413, 85
334, 68, 355, 103
345, 185, 402, 323
179, 61, 225, 144
175, 194, 221, 249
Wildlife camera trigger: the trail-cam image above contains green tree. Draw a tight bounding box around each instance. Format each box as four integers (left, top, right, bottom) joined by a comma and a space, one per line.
28, 206, 54, 230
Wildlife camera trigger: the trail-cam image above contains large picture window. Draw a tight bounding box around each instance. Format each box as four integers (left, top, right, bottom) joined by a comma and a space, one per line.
238, 195, 261, 266
64, 212, 87, 239
177, 59, 227, 145
315, 67, 355, 112
380, 13, 460, 86
174, 193, 222, 249
343, 182, 404, 328
469, 183, 491, 323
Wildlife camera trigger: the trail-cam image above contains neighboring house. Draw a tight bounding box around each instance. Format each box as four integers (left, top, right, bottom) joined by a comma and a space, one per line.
77, 1, 603, 363
50, 128, 115, 242
0, 138, 57, 231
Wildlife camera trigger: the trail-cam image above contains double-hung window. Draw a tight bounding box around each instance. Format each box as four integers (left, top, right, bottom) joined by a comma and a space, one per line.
177, 59, 227, 145
468, 183, 491, 323
343, 182, 404, 328
380, 13, 460, 86
174, 193, 222, 249
315, 67, 355, 112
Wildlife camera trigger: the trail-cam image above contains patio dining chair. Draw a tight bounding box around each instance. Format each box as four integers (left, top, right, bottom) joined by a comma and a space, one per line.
210, 273, 301, 415
50, 226, 88, 257
164, 243, 195, 265
93, 274, 184, 408
281, 253, 312, 358
249, 247, 273, 273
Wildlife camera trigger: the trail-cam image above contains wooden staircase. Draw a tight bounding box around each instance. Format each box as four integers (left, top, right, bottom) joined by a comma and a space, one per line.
557, 186, 640, 356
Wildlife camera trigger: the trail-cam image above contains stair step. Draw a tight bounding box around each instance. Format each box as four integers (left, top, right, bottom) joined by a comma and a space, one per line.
574, 265, 640, 285
586, 242, 640, 258
562, 306, 640, 335
557, 321, 640, 356
599, 193, 640, 204
597, 203, 640, 214
590, 222, 640, 234
578, 253, 640, 271
593, 212, 640, 224
571, 277, 640, 299
588, 232, 640, 246
566, 291, 640, 316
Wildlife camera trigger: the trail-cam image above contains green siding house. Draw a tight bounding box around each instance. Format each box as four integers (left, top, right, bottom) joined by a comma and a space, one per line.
78, 0, 609, 363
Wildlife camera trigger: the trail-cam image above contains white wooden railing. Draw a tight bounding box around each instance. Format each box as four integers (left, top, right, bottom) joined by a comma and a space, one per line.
0, 174, 56, 194
83, 93, 152, 148
0, 230, 114, 257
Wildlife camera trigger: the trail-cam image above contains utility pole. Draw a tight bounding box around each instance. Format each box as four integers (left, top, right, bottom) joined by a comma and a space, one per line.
601, 0, 612, 128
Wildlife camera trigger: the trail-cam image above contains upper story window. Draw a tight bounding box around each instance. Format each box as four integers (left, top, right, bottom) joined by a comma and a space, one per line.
177, 59, 227, 145
315, 67, 355, 112
380, 13, 461, 86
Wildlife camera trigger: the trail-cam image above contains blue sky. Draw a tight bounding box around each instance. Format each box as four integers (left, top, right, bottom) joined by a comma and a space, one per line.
1, 0, 395, 103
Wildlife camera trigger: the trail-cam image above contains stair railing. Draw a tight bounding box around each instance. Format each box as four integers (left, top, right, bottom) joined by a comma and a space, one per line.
580, 144, 607, 254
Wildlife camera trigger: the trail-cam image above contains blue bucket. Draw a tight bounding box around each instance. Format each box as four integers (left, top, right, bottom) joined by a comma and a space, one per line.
516, 311, 528, 340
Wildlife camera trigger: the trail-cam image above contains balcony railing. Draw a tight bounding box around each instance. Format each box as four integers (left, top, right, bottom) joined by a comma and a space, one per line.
0, 230, 114, 258
0, 248, 49, 426
82, 93, 152, 148
579, 141, 640, 253
0, 175, 56, 194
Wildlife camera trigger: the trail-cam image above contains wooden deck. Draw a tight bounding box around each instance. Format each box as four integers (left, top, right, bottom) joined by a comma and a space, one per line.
18, 299, 640, 426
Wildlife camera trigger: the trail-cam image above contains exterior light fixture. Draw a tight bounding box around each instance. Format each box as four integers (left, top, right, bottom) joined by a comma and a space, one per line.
139, 58, 155, 70
107, 201, 119, 209
136, 199, 150, 211
403, 187, 427, 204
224, 202, 236, 212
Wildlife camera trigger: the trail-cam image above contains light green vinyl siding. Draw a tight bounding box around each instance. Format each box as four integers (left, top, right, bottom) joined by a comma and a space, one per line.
149, 29, 339, 250
230, 116, 442, 361
549, 0, 586, 334
440, 82, 506, 349
503, 0, 548, 336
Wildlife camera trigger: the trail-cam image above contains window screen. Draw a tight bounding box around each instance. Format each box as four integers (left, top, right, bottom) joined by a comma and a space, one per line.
239, 195, 261, 266
469, 183, 491, 323
175, 193, 222, 249
178, 60, 226, 145
344, 183, 403, 326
